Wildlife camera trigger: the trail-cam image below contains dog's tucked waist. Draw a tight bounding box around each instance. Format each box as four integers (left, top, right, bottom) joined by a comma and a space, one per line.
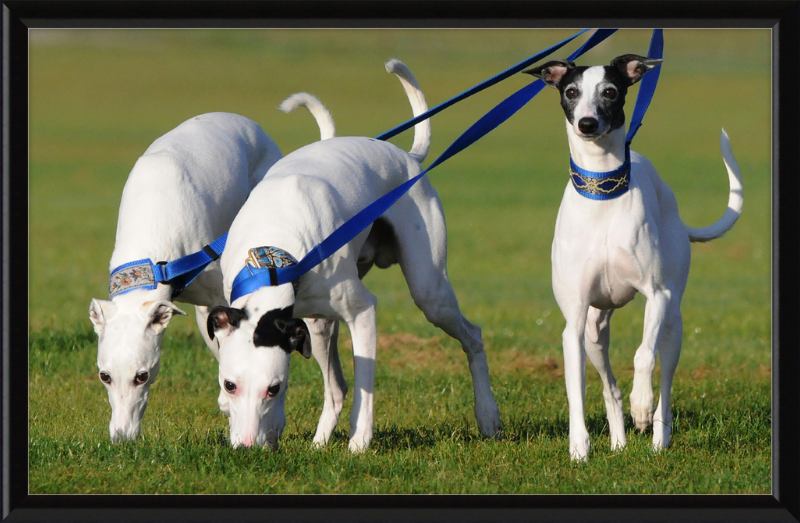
569, 153, 630, 201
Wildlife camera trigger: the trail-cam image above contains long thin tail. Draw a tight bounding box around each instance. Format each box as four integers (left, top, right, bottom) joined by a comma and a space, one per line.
278, 92, 336, 141
686, 129, 744, 242
385, 59, 431, 164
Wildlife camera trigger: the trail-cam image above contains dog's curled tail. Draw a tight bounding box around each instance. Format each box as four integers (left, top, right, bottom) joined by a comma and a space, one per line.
685, 129, 744, 242
385, 59, 431, 164
278, 92, 336, 141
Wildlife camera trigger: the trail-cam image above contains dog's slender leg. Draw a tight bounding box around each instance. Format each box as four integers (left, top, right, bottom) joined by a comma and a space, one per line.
345, 288, 378, 453
652, 306, 682, 450
561, 303, 591, 461
306, 319, 348, 447
585, 307, 626, 450
388, 190, 501, 438
195, 305, 230, 417
630, 290, 670, 433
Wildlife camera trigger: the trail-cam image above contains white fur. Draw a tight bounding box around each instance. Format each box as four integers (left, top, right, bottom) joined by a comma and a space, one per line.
213, 61, 501, 452
549, 69, 743, 461
279, 92, 336, 141
89, 106, 334, 443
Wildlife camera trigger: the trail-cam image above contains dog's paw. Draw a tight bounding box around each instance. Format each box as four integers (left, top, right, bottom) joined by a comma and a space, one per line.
652, 416, 672, 450
475, 405, 502, 439
569, 436, 590, 462
348, 438, 369, 453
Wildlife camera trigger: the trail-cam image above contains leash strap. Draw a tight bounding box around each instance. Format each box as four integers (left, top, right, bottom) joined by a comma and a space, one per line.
570, 28, 663, 201
108, 233, 227, 299
376, 28, 590, 142
229, 28, 618, 303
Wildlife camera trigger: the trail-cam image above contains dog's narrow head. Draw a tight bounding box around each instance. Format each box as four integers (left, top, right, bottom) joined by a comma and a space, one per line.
208, 285, 311, 448
89, 296, 187, 443
523, 54, 661, 141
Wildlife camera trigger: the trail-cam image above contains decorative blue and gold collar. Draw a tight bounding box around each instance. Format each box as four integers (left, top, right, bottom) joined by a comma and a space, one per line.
569, 148, 630, 201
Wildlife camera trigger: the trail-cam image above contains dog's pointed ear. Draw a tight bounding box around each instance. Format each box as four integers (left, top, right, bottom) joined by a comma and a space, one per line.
207, 306, 247, 341
522, 60, 575, 88
142, 300, 187, 334
274, 318, 312, 359
89, 299, 117, 336
610, 54, 662, 85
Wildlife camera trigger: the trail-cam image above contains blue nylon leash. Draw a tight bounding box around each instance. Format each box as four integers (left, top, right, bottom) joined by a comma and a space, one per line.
230, 28, 619, 303
569, 28, 663, 201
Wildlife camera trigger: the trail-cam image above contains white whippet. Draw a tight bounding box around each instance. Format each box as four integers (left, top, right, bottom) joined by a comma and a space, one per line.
206, 59, 502, 451
89, 107, 336, 443
523, 55, 743, 460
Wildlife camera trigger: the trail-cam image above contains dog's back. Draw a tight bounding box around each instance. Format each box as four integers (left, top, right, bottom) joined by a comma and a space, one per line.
110, 113, 282, 269
233, 136, 423, 249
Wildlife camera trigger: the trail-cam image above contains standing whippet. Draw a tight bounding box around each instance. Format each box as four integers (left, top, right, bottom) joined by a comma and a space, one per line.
524, 54, 743, 461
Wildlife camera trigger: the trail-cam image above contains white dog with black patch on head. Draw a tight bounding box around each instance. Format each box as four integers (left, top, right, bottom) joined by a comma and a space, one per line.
207, 59, 502, 452
523, 55, 743, 461
89, 107, 337, 443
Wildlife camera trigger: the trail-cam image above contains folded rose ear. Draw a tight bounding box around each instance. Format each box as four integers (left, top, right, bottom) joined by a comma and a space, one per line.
522, 60, 575, 88
89, 298, 118, 336
610, 54, 662, 85
142, 300, 187, 334
207, 306, 247, 341
278, 319, 312, 359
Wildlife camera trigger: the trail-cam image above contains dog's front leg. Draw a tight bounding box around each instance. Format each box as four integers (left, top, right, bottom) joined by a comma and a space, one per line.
345, 291, 378, 453
195, 305, 229, 416
630, 290, 670, 433
306, 319, 348, 448
561, 303, 591, 461
584, 307, 626, 450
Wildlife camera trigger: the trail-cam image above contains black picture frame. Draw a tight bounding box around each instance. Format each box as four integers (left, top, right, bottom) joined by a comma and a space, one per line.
3, 1, 798, 522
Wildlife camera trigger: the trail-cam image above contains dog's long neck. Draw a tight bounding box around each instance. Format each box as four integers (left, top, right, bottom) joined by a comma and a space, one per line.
566, 121, 627, 173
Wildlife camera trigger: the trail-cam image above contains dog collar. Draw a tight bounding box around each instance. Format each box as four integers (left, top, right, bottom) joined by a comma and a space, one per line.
108, 235, 227, 300
569, 147, 630, 201
230, 246, 300, 303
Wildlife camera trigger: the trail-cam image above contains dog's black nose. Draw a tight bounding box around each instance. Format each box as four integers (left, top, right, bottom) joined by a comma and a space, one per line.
578, 117, 599, 134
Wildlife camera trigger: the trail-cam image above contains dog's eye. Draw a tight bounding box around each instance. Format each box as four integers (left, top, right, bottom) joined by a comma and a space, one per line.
267, 384, 281, 397
134, 372, 149, 385
565, 88, 579, 100
99, 372, 112, 384
602, 87, 618, 99
224, 380, 237, 393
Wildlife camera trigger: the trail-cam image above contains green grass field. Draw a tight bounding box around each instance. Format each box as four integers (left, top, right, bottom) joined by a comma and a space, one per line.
28, 29, 771, 494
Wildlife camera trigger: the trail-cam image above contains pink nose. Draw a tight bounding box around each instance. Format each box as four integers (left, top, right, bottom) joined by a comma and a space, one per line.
242, 435, 253, 447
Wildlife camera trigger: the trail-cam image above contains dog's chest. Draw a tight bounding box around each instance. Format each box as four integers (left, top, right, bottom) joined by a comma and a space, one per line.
553, 189, 654, 309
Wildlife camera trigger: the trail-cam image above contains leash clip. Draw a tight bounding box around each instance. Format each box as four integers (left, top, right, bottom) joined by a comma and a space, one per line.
245, 248, 263, 276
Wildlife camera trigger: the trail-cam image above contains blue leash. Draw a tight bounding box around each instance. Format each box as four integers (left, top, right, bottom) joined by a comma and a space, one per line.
570, 29, 663, 200
229, 28, 620, 303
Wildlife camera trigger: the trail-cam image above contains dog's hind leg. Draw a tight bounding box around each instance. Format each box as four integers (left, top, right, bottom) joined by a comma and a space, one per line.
388, 192, 501, 438
584, 307, 626, 450
652, 306, 682, 451
306, 318, 348, 448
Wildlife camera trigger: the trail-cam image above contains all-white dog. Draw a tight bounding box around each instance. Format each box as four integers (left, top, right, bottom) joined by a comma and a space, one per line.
207, 59, 502, 451
524, 55, 743, 460
89, 107, 336, 443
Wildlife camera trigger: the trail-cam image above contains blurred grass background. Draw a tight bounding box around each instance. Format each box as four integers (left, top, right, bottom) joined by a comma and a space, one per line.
29, 28, 770, 494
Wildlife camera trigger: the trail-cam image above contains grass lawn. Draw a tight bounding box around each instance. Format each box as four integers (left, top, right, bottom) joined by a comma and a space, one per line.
28, 28, 771, 494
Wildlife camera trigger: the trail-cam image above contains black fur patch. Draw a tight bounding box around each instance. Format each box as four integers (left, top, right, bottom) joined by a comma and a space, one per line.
207, 306, 248, 340
253, 306, 310, 356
